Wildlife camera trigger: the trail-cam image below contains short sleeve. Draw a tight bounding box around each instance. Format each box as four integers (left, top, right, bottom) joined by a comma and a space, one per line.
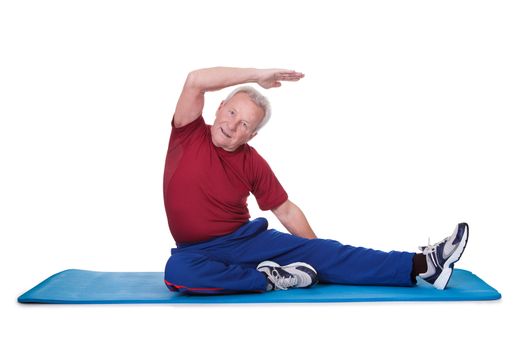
171, 115, 205, 134
167, 115, 206, 150
249, 149, 288, 211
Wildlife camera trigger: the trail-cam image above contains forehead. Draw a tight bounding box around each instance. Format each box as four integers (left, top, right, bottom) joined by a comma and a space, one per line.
226, 93, 254, 108
225, 93, 263, 120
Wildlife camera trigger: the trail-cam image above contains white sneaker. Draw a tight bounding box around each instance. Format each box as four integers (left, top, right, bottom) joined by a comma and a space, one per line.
257, 260, 319, 291
419, 222, 469, 290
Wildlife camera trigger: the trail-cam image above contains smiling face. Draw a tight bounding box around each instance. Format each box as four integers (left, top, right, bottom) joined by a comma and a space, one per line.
211, 92, 265, 152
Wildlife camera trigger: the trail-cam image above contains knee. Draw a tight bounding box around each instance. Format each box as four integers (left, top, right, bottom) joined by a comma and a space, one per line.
164, 251, 206, 285
305, 237, 344, 252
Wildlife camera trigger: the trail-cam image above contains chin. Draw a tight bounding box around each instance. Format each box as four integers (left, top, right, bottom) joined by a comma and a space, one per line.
210, 132, 222, 147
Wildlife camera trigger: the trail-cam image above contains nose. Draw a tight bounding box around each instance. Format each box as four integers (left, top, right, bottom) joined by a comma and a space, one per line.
227, 119, 239, 132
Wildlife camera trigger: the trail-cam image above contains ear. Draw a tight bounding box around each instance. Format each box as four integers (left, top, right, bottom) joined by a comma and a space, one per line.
215, 100, 225, 116
248, 131, 258, 142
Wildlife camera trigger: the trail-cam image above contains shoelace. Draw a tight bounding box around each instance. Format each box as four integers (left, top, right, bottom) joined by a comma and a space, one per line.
272, 270, 297, 290
419, 237, 447, 254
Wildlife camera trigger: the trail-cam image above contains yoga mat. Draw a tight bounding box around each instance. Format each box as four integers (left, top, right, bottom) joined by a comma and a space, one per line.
18, 269, 501, 304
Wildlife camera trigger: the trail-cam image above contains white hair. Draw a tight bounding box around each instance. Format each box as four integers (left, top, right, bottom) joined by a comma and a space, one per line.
224, 86, 272, 132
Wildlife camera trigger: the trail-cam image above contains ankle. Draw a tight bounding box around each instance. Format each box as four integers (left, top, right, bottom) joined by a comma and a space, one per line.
411, 253, 428, 282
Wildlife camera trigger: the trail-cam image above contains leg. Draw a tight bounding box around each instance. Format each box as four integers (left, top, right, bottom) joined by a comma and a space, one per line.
277, 236, 415, 286
220, 228, 415, 287
234, 221, 469, 289
164, 249, 267, 295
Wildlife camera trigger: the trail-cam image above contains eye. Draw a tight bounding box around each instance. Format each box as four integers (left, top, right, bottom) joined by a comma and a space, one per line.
242, 122, 248, 129
229, 110, 235, 116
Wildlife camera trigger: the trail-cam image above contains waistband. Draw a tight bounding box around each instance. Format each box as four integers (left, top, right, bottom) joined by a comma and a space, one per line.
171, 217, 269, 254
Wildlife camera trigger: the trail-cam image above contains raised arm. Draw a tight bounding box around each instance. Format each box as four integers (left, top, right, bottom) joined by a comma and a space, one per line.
172, 67, 304, 128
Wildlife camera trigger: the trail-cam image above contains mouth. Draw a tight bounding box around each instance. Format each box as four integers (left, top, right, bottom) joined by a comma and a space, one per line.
220, 127, 232, 138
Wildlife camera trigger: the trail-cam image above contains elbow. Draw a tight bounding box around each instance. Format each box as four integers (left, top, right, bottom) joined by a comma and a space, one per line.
273, 200, 293, 227
277, 213, 291, 229
186, 67, 220, 92
185, 71, 200, 90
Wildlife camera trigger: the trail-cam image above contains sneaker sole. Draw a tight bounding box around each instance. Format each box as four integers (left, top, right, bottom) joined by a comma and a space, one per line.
433, 223, 469, 290
257, 261, 280, 270
282, 262, 317, 273
257, 261, 317, 273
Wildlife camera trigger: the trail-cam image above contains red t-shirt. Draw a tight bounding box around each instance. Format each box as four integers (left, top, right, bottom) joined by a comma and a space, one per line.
163, 116, 288, 244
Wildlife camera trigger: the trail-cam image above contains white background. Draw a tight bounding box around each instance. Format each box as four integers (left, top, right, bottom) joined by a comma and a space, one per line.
1, 1, 523, 349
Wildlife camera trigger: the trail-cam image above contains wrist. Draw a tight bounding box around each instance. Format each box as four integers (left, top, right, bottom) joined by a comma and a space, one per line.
249, 68, 264, 84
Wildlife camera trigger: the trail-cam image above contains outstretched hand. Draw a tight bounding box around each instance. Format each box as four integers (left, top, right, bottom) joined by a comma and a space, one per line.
256, 69, 305, 89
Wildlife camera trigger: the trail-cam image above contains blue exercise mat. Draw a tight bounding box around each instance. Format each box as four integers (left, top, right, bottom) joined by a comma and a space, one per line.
17, 269, 501, 304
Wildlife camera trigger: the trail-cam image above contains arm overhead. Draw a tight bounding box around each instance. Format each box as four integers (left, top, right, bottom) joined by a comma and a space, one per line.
172, 67, 304, 128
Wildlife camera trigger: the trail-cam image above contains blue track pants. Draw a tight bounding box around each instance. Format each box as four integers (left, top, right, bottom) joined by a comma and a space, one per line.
164, 218, 415, 294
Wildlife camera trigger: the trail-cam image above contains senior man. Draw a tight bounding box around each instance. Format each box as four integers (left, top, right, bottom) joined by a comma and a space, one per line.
163, 67, 468, 294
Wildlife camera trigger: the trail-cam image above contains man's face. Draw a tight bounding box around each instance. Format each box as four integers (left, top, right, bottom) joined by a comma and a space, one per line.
211, 92, 265, 152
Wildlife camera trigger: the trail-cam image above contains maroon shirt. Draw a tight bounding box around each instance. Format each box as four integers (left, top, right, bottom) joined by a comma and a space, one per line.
163, 116, 288, 244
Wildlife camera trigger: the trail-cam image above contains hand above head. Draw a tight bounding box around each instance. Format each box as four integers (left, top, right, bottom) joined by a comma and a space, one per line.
256, 69, 305, 89
172, 67, 304, 128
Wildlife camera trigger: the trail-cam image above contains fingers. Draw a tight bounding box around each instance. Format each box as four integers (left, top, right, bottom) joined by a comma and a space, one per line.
275, 71, 305, 81
258, 69, 304, 89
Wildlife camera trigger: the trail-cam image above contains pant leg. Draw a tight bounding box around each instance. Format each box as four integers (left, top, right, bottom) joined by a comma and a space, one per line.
219, 226, 415, 287
164, 217, 416, 294
164, 248, 268, 295
279, 235, 415, 286
164, 218, 272, 295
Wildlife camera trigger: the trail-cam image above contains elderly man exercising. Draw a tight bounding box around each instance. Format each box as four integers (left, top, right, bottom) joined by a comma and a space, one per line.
162, 66, 468, 294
